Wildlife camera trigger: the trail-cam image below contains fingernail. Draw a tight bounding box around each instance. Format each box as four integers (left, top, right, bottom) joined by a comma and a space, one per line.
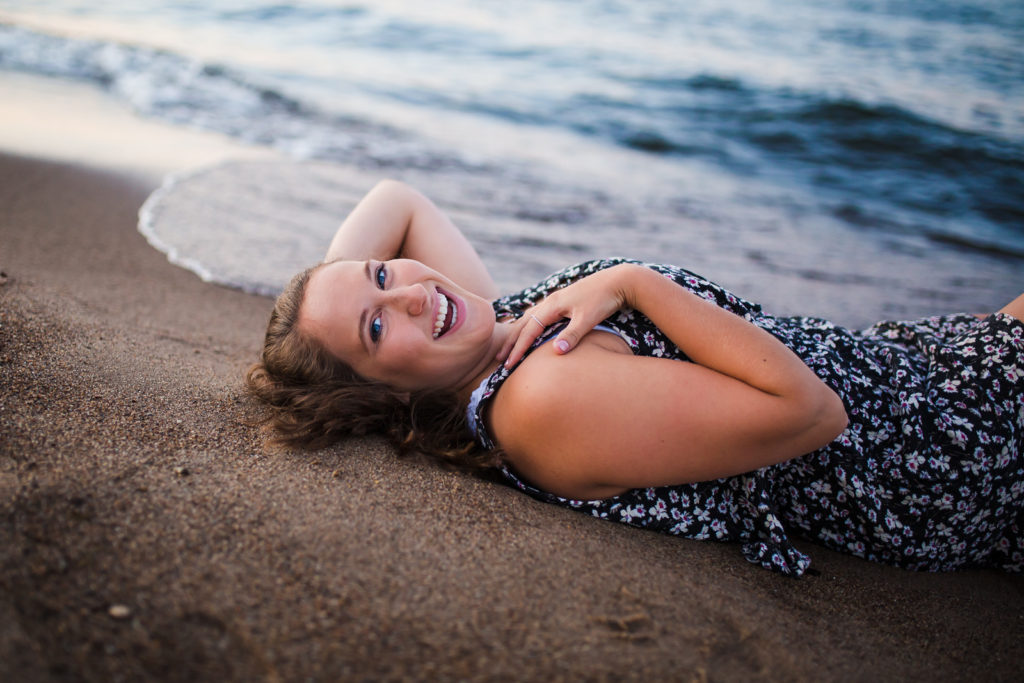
555, 340, 569, 353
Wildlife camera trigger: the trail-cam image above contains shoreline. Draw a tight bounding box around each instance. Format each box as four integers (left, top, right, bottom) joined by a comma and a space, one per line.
2, 77, 1024, 680
0, 71, 279, 182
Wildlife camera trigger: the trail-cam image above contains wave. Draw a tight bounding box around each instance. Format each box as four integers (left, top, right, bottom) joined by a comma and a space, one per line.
536, 79, 1024, 244
0, 22, 472, 171
4, 17, 1022, 258
0, 23, 300, 121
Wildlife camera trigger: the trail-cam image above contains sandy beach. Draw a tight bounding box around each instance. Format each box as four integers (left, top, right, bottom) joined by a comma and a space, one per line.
2, 77, 1023, 681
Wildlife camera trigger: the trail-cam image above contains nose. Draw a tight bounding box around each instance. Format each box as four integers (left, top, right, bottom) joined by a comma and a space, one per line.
387, 283, 428, 316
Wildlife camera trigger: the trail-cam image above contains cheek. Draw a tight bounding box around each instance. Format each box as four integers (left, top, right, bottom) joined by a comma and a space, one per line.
379, 333, 427, 372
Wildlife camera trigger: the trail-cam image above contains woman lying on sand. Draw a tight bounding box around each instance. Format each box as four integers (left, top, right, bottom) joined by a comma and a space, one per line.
247, 180, 1023, 576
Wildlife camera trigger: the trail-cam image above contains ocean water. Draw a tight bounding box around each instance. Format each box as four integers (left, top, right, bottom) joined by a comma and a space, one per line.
2, 0, 1022, 322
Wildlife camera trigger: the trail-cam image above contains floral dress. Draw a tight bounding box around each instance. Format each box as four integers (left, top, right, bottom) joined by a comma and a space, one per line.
466, 259, 1024, 576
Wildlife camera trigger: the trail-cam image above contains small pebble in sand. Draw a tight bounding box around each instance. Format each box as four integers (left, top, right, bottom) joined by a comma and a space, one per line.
108, 604, 132, 620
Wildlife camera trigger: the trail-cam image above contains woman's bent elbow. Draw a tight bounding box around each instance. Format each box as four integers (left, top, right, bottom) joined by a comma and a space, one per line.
819, 387, 849, 444
791, 384, 848, 454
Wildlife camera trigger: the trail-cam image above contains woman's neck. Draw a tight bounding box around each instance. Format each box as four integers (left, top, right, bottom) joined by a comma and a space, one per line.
453, 320, 515, 405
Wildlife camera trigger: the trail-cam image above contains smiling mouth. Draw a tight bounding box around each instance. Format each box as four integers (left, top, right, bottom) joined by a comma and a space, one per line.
433, 290, 458, 338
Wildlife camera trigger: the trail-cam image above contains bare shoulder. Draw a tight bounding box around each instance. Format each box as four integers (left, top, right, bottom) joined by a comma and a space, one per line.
489, 330, 629, 436
493, 328, 632, 409
488, 329, 636, 499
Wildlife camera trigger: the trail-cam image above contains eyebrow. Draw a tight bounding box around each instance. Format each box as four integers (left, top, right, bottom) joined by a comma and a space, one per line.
357, 261, 370, 354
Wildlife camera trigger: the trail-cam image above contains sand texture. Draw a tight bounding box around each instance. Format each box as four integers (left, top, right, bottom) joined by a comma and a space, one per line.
2, 153, 1023, 682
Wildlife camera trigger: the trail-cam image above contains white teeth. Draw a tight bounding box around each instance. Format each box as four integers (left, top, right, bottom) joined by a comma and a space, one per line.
433, 292, 448, 338
432, 291, 459, 339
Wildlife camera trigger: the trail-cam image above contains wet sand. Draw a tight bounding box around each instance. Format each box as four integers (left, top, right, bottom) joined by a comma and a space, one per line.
2, 84, 1023, 681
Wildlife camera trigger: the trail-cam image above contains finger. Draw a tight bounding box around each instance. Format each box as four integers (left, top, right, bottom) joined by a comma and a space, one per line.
495, 315, 529, 362
503, 325, 542, 368
503, 313, 548, 368
495, 327, 519, 363
553, 324, 583, 354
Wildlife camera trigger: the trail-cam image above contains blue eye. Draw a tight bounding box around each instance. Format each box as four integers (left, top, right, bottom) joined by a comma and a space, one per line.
370, 315, 383, 343
375, 263, 387, 289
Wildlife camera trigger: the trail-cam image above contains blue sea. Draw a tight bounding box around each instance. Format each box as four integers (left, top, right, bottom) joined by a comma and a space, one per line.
2, 0, 1022, 321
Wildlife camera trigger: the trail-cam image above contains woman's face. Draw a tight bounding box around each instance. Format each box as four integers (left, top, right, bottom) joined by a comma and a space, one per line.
299, 258, 502, 393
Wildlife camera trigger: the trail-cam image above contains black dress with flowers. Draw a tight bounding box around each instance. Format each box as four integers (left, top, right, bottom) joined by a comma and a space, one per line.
466, 259, 1024, 576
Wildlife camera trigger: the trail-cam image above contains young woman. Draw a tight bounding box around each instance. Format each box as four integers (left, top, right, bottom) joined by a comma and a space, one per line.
247, 179, 1024, 576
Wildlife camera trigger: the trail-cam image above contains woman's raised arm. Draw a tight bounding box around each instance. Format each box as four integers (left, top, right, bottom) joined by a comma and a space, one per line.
325, 179, 499, 299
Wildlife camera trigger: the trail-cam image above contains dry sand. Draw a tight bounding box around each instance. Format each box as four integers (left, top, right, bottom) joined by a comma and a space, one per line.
1, 94, 1023, 679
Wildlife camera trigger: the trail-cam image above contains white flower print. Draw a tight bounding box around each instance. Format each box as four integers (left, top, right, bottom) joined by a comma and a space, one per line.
649, 500, 669, 520
619, 505, 645, 522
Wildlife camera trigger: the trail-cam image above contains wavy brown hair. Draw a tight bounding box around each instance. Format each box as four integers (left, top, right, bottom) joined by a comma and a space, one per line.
245, 264, 500, 470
